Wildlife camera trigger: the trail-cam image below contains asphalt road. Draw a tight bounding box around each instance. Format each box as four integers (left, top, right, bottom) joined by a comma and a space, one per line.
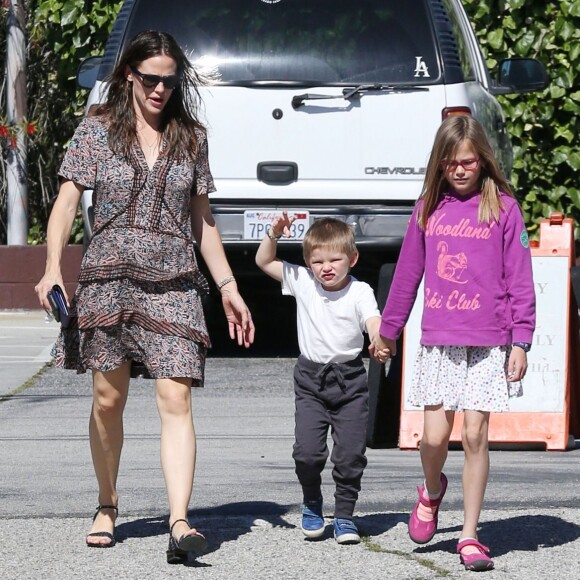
1, 312, 580, 579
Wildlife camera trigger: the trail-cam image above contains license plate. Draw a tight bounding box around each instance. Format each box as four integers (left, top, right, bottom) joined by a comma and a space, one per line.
243, 210, 310, 240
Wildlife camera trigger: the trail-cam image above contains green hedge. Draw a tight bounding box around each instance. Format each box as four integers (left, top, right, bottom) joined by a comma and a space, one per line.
463, 0, 580, 239
0, 0, 578, 242
0, 0, 122, 244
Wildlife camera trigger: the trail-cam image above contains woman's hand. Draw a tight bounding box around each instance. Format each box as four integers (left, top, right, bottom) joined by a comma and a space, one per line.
34, 179, 82, 314
220, 285, 255, 348
34, 273, 67, 314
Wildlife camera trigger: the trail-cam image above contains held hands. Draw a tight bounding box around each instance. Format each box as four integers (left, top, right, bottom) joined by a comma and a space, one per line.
507, 345, 528, 382
369, 333, 397, 364
219, 282, 255, 348
269, 210, 297, 239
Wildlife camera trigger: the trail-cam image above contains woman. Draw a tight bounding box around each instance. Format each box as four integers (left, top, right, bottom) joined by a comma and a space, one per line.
35, 30, 254, 563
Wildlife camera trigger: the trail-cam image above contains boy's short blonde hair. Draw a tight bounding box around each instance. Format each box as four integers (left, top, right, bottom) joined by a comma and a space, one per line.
303, 218, 357, 262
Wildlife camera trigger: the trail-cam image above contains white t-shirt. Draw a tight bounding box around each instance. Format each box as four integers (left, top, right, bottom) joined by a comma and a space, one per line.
282, 262, 380, 364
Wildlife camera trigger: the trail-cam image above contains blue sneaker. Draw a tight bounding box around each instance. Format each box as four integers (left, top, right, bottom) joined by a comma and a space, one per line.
301, 498, 324, 538
333, 518, 360, 545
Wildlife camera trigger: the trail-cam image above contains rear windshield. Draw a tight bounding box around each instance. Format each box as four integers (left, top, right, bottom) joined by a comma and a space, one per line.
124, 0, 440, 85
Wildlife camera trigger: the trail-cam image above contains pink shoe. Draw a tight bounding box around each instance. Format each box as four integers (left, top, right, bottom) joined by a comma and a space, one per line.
408, 472, 448, 544
457, 538, 494, 571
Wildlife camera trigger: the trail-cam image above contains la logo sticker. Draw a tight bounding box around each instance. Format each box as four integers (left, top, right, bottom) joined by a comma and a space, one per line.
414, 57, 430, 78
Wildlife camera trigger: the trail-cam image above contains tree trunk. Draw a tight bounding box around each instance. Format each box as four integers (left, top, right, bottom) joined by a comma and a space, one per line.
6, 0, 28, 245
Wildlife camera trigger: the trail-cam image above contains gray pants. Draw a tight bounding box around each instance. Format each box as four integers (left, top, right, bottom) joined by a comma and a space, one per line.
292, 354, 369, 519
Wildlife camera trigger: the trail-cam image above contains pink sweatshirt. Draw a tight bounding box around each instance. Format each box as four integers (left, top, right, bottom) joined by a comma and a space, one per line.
380, 190, 536, 346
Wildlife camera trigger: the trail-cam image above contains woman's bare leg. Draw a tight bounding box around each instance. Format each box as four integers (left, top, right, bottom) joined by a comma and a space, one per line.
87, 362, 131, 544
156, 377, 201, 540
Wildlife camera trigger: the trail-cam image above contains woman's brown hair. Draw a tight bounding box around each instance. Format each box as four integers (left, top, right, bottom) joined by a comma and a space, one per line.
418, 116, 517, 229
95, 30, 206, 160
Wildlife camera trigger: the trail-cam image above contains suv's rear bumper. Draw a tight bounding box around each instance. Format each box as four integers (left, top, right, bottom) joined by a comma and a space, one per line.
212, 203, 413, 249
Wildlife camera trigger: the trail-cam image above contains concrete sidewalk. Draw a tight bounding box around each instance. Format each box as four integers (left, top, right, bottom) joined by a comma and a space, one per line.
0, 315, 579, 579
0, 310, 60, 397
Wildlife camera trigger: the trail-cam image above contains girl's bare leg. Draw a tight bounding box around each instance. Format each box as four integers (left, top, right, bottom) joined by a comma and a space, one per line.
417, 405, 454, 521
87, 362, 131, 544
156, 377, 201, 540
460, 409, 490, 543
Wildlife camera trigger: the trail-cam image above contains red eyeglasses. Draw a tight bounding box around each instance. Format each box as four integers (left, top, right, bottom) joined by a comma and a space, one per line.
440, 158, 480, 172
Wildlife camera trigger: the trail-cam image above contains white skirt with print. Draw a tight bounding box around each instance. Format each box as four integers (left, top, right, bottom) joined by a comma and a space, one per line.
408, 345, 523, 413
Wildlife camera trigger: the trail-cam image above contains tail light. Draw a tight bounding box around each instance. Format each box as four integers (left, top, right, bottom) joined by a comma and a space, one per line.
442, 107, 472, 120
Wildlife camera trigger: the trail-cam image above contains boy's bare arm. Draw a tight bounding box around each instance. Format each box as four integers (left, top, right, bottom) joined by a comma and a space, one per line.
255, 211, 296, 282
255, 232, 284, 281
365, 315, 381, 340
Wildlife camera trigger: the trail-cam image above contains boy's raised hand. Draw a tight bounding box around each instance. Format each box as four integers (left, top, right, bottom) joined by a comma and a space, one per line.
256, 210, 302, 282
271, 210, 297, 238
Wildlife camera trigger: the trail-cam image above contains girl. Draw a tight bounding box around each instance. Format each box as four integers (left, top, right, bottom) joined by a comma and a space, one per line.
374, 116, 535, 572
35, 31, 254, 563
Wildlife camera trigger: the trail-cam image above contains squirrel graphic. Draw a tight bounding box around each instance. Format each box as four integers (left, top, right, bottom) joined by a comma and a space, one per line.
437, 241, 468, 284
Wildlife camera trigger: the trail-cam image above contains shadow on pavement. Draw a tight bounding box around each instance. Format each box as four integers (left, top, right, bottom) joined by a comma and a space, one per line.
114, 501, 294, 565
414, 514, 580, 557
357, 511, 409, 537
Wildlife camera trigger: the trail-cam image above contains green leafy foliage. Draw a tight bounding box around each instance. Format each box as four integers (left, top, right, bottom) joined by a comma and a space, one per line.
463, 0, 580, 239
0, 0, 122, 244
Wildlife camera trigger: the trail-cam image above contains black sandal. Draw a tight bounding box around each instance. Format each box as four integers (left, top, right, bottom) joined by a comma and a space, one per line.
86, 504, 118, 548
167, 519, 208, 564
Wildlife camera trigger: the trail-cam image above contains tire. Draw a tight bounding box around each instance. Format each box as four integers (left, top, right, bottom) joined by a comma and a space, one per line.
366, 262, 403, 448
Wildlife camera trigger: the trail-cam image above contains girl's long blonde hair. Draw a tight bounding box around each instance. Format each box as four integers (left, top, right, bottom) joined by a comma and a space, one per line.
418, 115, 517, 229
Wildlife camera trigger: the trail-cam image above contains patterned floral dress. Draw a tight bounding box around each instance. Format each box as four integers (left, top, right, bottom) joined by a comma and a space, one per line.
53, 116, 215, 385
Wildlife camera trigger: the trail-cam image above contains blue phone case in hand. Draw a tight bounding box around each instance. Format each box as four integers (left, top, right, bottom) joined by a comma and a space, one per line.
47, 285, 71, 328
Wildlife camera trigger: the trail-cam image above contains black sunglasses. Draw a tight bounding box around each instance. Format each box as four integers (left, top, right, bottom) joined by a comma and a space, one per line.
130, 65, 181, 90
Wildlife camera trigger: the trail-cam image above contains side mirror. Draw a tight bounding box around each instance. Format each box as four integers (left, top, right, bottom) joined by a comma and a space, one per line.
493, 57, 549, 95
77, 56, 103, 89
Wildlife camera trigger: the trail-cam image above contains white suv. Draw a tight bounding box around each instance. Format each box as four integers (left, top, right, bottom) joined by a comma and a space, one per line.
78, 0, 548, 280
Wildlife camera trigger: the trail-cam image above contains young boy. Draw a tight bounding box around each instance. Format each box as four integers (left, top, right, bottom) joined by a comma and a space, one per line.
256, 213, 388, 544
